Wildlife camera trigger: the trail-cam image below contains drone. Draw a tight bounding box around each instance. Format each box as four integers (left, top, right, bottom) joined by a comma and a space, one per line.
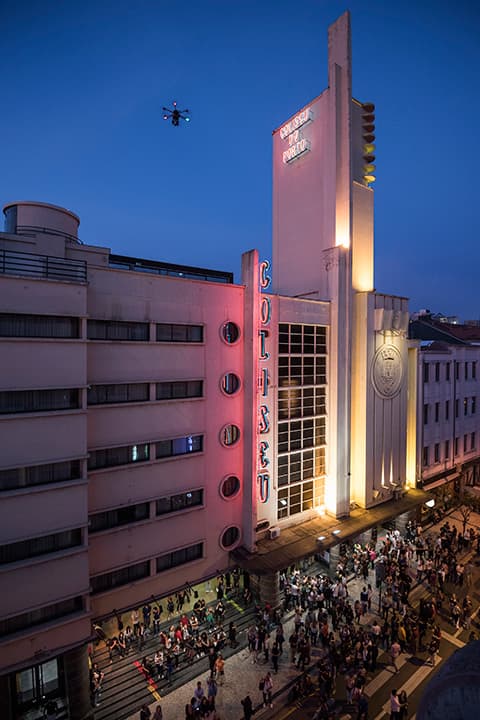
163, 101, 190, 126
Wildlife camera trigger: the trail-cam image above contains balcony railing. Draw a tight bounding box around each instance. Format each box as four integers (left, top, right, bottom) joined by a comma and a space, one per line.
0, 249, 87, 283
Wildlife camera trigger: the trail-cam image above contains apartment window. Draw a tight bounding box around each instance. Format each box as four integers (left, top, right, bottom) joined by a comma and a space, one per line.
423, 446, 429, 467
473, 362, 477, 380
435, 362, 440, 382
156, 323, 203, 343
156, 380, 203, 401
89, 503, 150, 533
455, 399, 459, 419
156, 489, 203, 516
0, 597, 84, 639
446, 362, 451, 381
0, 313, 80, 338
88, 383, 149, 405
471, 432, 476, 451
464, 434, 468, 453
91, 561, 150, 595
155, 434, 203, 459
464, 398, 468, 416
434, 443, 440, 463
156, 542, 203, 574
0, 529, 82, 565
455, 437, 459, 456
0, 459, 82, 492
472, 397, 477, 415
0, 389, 80, 415
88, 319, 149, 341
423, 363, 429, 383
423, 404, 429, 425
455, 361, 460, 380
465, 362, 469, 380
444, 440, 450, 460
435, 402, 440, 422
445, 400, 450, 421
88, 443, 150, 471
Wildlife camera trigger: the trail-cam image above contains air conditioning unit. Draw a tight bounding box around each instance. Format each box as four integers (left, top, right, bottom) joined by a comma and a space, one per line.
269, 527, 281, 540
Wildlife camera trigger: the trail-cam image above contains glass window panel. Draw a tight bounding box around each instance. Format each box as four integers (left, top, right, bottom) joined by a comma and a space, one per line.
278, 456, 289, 487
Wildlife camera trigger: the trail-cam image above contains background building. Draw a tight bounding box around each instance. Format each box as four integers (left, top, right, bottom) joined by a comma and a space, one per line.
410, 313, 480, 501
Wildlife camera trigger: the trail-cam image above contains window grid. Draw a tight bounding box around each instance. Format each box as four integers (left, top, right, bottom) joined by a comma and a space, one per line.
156, 380, 203, 401
0, 597, 84, 638
88, 443, 150, 471
277, 324, 327, 520
0, 459, 82, 492
156, 489, 203, 516
156, 542, 203, 573
156, 323, 203, 343
0, 389, 80, 415
88, 320, 149, 341
91, 561, 151, 595
89, 503, 150, 533
0, 313, 80, 338
0, 529, 82, 565
88, 383, 150, 405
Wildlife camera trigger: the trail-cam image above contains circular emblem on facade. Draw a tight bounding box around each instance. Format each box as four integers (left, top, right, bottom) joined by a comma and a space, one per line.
371, 344, 403, 398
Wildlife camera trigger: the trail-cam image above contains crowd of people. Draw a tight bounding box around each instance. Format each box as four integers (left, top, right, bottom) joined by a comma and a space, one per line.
93, 511, 478, 720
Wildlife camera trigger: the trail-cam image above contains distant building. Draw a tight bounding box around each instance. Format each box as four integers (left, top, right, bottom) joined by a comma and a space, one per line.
410, 315, 480, 501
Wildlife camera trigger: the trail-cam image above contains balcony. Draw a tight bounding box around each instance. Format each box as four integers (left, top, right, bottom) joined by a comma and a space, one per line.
0, 249, 87, 283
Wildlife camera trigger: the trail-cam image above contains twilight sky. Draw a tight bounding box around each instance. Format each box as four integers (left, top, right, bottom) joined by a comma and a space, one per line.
1, 0, 479, 319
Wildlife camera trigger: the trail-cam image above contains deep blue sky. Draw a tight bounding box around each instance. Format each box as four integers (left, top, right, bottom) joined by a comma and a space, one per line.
2, 0, 479, 318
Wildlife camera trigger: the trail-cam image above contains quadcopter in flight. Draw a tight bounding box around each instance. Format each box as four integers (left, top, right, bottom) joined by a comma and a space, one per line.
163, 101, 190, 126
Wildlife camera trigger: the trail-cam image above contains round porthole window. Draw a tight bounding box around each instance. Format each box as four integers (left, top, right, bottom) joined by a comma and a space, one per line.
220, 424, 241, 446
221, 373, 241, 395
220, 475, 240, 499
221, 526, 240, 549
221, 321, 240, 344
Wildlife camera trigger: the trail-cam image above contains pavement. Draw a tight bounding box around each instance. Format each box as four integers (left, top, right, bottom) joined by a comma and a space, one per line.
113, 506, 480, 720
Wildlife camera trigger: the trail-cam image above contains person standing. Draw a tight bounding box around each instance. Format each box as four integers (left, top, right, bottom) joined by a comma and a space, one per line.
398, 690, 408, 720
214, 653, 225, 685
390, 640, 401, 673
390, 689, 401, 719
271, 642, 280, 673
140, 704, 151, 720
262, 671, 274, 708
241, 695, 254, 720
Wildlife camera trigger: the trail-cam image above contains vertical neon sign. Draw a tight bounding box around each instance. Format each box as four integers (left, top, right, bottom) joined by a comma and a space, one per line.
257, 260, 272, 503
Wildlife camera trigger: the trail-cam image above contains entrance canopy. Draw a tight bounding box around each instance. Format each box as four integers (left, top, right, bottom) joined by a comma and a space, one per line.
234, 488, 430, 575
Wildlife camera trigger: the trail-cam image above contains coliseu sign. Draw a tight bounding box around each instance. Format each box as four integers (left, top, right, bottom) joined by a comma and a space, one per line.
280, 108, 313, 164
257, 260, 272, 504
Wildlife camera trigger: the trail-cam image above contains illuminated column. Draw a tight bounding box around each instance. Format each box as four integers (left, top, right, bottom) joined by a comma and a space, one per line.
324, 245, 351, 518
406, 343, 419, 488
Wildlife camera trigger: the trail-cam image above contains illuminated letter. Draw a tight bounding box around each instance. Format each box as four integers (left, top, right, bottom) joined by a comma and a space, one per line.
259, 260, 271, 289
258, 473, 270, 503
259, 329, 270, 360
260, 367, 269, 397
259, 405, 270, 434
259, 440, 270, 468
260, 296, 271, 326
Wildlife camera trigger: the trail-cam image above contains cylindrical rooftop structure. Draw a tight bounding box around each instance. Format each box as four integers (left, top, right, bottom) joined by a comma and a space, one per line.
3, 201, 80, 241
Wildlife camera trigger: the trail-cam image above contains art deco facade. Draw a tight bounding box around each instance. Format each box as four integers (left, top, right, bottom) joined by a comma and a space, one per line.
0, 12, 433, 719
